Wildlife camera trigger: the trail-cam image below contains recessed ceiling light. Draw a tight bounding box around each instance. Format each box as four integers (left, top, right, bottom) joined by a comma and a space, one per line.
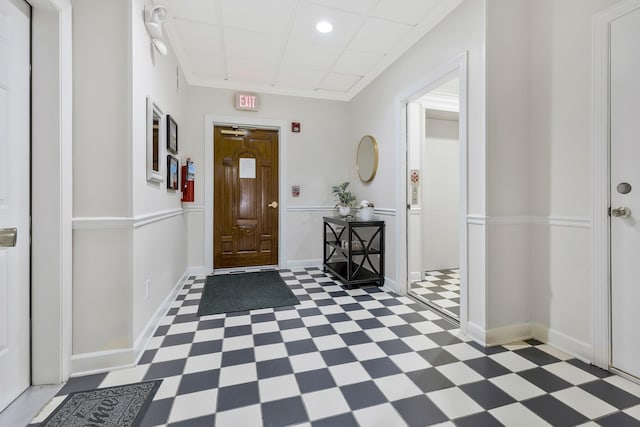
316, 20, 333, 33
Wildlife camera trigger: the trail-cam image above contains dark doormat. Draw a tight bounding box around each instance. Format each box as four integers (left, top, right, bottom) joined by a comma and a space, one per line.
197, 270, 300, 316
40, 380, 161, 427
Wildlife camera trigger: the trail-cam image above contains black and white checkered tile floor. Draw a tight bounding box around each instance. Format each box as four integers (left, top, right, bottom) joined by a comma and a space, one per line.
31, 267, 640, 426
411, 269, 460, 319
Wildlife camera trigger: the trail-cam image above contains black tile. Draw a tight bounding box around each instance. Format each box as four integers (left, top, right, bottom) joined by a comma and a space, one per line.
325, 313, 351, 323
256, 357, 293, 380
143, 359, 186, 380
356, 318, 385, 329
162, 332, 195, 347
567, 359, 612, 378
524, 338, 544, 346
168, 415, 216, 427
285, 339, 318, 356
154, 325, 170, 336
454, 411, 503, 427
320, 347, 356, 366
189, 340, 222, 357
253, 331, 283, 346
393, 395, 448, 427
399, 312, 428, 323
340, 381, 387, 410
368, 307, 396, 317
580, 380, 640, 409
308, 324, 337, 337
315, 298, 337, 307
172, 313, 199, 324
341, 303, 364, 311
340, 331, 372, 346
361, 358, 402, 378
221, 348, 255, 367
296, 368, 336, 393
181, 299, 200, 307
298, 307, 322, 317
177, 369, 219, 395
464, 357, 511, 379
514, 346, 560, 366
379, 299, 402, 307
197, 318, 224, 330
312, 412, 359, 427
433, 318, 457, 330
57, 373, 108, 395
262, 396, 308, 426
216, 382, 260, 412
467, 341, 508, 355
138, 349, 157, 365
140, 398, 173, 427
596, 411, 640, 427
329, 291, 349, 297
353, 294, 375, 302
377, 339, 413, 355
426, 331, 463, 346
278, 318, 305, 330
459, 380, 516, 409
226, 310, 250, 317
517, 367, 573, 393
224, 325, 252, 338
251, 312, 276, 323
522, 394, 588, 426
406, 368, 455, 393
389, 324, 420, 338
417, 348, 458, 367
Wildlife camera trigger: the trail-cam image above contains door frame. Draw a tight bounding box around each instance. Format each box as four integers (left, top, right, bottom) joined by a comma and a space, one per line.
592, 0, 640, 372
397, 53, 468, 331
204, 114, 288, 271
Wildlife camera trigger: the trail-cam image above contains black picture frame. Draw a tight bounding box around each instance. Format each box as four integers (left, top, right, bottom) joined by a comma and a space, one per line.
167, 114, 178, 154
167, 155, 179, 190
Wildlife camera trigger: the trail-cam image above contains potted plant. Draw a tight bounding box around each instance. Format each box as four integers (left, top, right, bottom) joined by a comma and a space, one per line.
332, 182, 357, 216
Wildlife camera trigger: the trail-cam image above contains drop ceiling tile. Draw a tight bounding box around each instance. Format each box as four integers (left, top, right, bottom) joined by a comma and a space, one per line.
289, 2, 364, 47
275, 66, 325, 90
224, 28, 283, 62
303, 0, 378, 15
187, 51, 226, 79
373, 0, 439, 25
222, 0, 296, 35
282, 40, 342, 71
174, 20, 221, 55
226, 57, 276, 85
332, 50, 384, 76
318, 72, 361, 92
349, 17, 413, 55
162, 0, 217, 25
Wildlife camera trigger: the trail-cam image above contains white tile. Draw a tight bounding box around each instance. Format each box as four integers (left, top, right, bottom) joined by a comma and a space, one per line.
365, 328, 397, 342
152, 344, 192, 363
251, 321, 280, 334
177, 305, 198, 314
552, 387, 618, 419
289, 352, 327, 373
349, 342, 387, 361
154, 375, 182, 400
374, 374, 423, 401
389, 352, 432, 372
332, 321, 361, 334
281, 328, 312, 342
168, 389, 217, 423
100, 365, 149, 387
427, 387, 484, 419
347, 310, 375, 321
387, 304, 415, 315
489, 351, 538, 372
411, 321, 444, 335
312, 334, 346, 351
193, 328, 224, 342
218, 363, 258, 387
302, 315, 329, 327
501, 341, 531, 351
624, 404, 640, 420
258, 374, 301, 402
167, 322, 199, 335
353, 403, 406, 426
221, 335, 254, 351
489, 402, 552, 427
224, 315, 251, 327
253, 343, 288, 362
145, 336, 164, 350
318, 304, 344, 315
329, 362, 372, 386
435, 362, 484, 386
401, 335, 438, 351
274, 310, 300, 320
442, 343, 485, 361
183, 353, 222, 374
302, 389, 351, 421
537, 344, 572, 360
377, 315, 406, 327
215, 403, 262, 427
543, 362, 599, 385
489, 373, 546, 401
605, 375, 640, 396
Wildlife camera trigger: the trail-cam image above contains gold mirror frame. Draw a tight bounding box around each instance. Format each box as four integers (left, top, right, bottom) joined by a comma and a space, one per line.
356, 135, 379, 182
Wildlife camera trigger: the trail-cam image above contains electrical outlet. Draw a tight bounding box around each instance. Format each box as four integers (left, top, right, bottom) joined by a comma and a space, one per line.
145, 279, 151, 300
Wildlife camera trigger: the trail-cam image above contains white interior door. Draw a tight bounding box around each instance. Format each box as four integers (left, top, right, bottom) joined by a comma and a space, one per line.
610, 6, 640, 380
0, 0, 31, 411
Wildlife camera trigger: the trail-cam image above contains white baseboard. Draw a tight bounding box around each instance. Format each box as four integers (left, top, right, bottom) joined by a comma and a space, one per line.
409, 271, 422, 282
486, 323, 533, 346
70, 271, 189, 376
532, 323, 592, 363
466, 321, 487, 346
187, 266, 213, 276
286, 259, 322, 269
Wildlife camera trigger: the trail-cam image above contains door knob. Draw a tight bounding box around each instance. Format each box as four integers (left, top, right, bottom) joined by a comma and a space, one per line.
0, 228, 17, 247
268, 201, 278, 208
611, 207, 631, 218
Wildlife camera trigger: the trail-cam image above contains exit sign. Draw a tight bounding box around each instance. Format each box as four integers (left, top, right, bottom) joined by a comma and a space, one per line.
234, 93, 260, 111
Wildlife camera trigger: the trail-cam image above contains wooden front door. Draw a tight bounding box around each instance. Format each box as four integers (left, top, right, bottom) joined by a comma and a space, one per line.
214, 126, 279, 268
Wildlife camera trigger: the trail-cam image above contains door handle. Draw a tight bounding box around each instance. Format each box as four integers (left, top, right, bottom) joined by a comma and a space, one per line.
0, 228, 17, 247
268, 201, 278, 209
611, 207, 631, 218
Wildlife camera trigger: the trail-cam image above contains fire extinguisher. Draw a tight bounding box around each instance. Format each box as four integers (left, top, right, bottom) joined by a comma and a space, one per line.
181, 158, 195, 202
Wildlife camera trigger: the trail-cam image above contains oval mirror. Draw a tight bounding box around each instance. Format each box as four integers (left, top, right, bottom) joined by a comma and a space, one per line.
356, 135, 379, 182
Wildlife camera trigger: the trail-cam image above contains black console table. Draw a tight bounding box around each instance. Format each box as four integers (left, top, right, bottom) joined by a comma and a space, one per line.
323, 216, 385, 288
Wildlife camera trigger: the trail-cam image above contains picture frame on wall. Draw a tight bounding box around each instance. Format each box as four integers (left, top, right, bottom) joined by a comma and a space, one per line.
167, 114, 178, 154
167, 155, 179, 190
146, 97, 164, 183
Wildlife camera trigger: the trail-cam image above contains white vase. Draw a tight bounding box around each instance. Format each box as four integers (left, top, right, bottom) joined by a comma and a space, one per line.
338, 206, 351, 216
359, 206, 374, 220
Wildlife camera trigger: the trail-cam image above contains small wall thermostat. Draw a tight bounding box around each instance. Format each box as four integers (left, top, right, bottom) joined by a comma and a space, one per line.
292, 185, 300, 197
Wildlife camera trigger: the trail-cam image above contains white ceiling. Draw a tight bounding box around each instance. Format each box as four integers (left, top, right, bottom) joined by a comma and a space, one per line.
155, 0, 463, 101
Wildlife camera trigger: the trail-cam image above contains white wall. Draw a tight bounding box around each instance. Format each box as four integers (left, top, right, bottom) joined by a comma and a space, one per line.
184, 87, 350, 269
422, 117, 460, 271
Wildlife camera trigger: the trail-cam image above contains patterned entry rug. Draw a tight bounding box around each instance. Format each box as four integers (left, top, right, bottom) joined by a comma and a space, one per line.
40, 380, 161, 427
